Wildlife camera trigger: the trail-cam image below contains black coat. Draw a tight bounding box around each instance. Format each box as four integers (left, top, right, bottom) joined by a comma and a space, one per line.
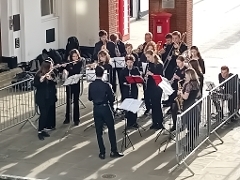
120, 67, 140, 100
33, 72, 57, 107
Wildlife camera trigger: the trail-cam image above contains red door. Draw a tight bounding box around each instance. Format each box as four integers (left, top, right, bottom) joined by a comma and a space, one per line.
118, 0, 130, 41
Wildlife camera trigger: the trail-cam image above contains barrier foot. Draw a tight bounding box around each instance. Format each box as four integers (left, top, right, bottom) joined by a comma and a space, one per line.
183, 161, 195, 176
79, 100, 86, 109
213, 131, 224, 144
19, 119, 37, 131
207, 139, 218, 151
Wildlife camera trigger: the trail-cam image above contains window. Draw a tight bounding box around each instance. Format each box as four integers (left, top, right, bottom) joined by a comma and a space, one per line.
41, 0, 54, 17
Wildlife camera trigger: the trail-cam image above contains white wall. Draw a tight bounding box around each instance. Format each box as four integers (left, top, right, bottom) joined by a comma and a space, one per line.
140, 0, 149, 12
20, 0, 59, 62
56, 0, 99, 48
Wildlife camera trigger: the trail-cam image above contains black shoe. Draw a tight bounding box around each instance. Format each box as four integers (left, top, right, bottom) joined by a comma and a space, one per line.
110, 152, 124, 158
45, 127, 56, 131
74, 121, 80, 126
150, 124, 157, 129
132, 123, 139, 128
63, 120, 70, 124
41, 131, 50, 137
38, 133, 44, 140
99, 153, 105, 160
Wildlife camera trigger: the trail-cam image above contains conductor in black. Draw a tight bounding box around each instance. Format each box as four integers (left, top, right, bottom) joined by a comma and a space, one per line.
88, 66, 124, 159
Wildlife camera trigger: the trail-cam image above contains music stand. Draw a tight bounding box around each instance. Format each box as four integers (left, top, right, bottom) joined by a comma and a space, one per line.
126, 75, 146, 134
205, 81, 216, 91
119, 98, 143, 152
110, 57, 126, 116
60, 74, 83, 141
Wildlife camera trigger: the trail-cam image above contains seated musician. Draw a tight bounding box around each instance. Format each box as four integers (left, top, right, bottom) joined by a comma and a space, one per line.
125, 43, 139, 67
171, 68, 201, 149
164, 31, 188, 80
171, 68, 201, 131
188, 59, 204, 96
163, 55, 187, 108
190, 46, 205, 74
98, 50, 113, 85
145, 50, 164, 130
119, 55, 141, 129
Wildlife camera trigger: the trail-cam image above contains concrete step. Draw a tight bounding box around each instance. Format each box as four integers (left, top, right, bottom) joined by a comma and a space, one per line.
0, 63, 9, 70
0, 67, 23, 88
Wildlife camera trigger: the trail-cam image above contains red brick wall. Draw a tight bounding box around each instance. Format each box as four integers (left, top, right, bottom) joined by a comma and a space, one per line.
149, 0, 193, 46
99, 0, 118, 37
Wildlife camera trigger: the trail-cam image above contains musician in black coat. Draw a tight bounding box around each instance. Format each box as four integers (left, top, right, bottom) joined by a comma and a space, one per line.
137, 32, 153, 58
33, 59, 57, 140
120, 55, 141, 128
125, 43, 139, 67
164, 31, 188, 80
62, 49, 83, 126
159, 33, 173, 64
93, 30, 108, 60
190, 46, 205, 74
145, 50, 164, 130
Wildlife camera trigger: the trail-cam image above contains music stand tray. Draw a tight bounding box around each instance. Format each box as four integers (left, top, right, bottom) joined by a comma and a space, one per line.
86, 69, 108, 82
119, 98, 143, 152
205, 81, 216, 91
61, 74, 83, 140
110, 57, 125, 69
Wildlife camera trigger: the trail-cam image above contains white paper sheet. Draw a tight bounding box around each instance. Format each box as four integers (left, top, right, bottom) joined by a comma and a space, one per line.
63, 74, 82, 86
86, 69, 108, 82
119, 98, 143, 113
158, 76, 174, 95
110, 57, 126, 68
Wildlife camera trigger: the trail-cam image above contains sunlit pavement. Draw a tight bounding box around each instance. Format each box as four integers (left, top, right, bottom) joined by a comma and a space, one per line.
1, 0, 240, 179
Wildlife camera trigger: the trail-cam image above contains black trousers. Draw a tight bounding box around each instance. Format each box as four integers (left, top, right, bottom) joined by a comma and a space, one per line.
65, 85, 80, 123
38, 103, 56, 131
112, 68, 124, 100
143, 84, 151, 111
150, 89, 163, 126
93, 105, 118, 154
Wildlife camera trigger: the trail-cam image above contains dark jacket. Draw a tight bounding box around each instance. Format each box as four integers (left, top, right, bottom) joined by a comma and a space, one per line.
33, 72, 57, 107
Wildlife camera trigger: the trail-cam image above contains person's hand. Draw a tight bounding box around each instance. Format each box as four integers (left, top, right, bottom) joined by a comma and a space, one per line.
173, 43, 179, 49
138, 44, 143, 50
46, 74, 52, 80
61, 63, 67, 67
159, 48, 166, 54
173, 74, 180, 80
177, 90, 182, 96
55, 64, 61, 68
146, 71, 153, 76
40, 76, 45, 82
167, 56, 172, 61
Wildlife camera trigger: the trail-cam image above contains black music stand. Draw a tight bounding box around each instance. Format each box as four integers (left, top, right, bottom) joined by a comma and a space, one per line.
119, 98, 143, 152
60, 74, 83, 141
111, 57, 126, 117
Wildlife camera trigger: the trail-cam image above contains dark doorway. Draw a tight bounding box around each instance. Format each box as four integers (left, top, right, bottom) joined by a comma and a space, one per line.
130, 0, 133, 17
0, 22, 2, 62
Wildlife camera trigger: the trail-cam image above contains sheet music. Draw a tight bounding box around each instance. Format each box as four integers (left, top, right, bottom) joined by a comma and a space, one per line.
120, 98, 142, 113
86, 69, 108, 82
110, 57, 126, 68
158, 76, 174, 95
63, 74, 82, 86
205, 81, 216, 91
142, 62, 148, 73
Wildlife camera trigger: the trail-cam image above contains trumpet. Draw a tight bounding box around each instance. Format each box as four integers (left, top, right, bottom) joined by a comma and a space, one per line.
174, 32, 187, 56
174, 79, 185, 112
156, 41, 162, 54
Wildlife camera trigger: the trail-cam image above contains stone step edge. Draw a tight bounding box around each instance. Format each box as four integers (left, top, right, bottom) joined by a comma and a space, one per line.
0, 174, 44, 180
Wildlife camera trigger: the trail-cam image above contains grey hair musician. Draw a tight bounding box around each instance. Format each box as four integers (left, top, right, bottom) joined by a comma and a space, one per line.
33, 59, 57, 140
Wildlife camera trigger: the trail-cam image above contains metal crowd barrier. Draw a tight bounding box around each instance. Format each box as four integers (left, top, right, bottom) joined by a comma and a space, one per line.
0, 78, 37, 132
175, 74, 239, 175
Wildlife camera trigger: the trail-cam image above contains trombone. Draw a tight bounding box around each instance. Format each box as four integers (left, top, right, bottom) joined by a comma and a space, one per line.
174, 32, 187, 56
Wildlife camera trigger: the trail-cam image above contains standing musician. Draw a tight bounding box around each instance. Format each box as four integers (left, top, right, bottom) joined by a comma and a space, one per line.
190, 46, 205, 74
137, 32, 153, 58
145, 50, 164, 130
62, 49, 83, 126
140, 41, 157, 115
188, 59, 204, 96
159, 33, 173, 63
119, 55, 141, 129
109, 33, 126, 96
171, 68, 201, 141
88, 66, 124, 159
163, 56, 187, 108
164, 31, 188, 80
125, 43, 139, 67
34, 59, 57, 140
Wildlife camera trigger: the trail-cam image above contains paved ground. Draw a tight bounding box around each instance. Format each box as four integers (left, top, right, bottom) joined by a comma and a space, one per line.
1, 0, 240, 179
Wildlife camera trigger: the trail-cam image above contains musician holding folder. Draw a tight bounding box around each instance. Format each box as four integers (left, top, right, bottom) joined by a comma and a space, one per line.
120, 55, 142, 128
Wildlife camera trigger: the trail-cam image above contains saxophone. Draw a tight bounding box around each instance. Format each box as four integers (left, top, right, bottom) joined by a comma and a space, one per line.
174, 79, 184, 112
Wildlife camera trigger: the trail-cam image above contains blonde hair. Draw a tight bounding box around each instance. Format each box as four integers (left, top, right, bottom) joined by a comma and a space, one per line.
144, 41, 156, 53
185, 68, 199, 82
145, 50, 163, 65
98, 50, 110, 64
